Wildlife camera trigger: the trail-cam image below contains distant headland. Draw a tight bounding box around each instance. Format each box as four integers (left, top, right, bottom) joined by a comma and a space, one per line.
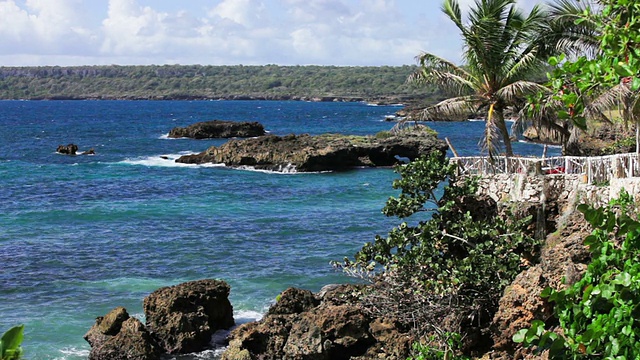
0, 64, 443, 104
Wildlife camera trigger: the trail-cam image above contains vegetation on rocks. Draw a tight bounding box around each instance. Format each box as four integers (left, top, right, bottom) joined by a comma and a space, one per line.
515, 190, 640, 359
336, 153, 539, 357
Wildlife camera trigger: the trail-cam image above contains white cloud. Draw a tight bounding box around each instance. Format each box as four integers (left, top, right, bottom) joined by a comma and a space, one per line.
0, 0, 95, 55
0, 0, 507, 66
208, 0, 268, 28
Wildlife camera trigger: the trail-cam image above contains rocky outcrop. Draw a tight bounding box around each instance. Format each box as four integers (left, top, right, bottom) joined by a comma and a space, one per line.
85, 279, 235, 358
490, 210, 592, 357
84, 307, 162, 360
143, 279, 235, 354
175, 129, 447, 172
56, 143, 78, 155
222, 285, 413, 360
168, 120, 266, 139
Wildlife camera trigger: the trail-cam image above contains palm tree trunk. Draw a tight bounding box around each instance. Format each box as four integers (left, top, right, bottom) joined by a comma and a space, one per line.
495, 110, 514, 157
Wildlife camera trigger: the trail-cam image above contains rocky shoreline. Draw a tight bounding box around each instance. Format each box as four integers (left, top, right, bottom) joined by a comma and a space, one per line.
84, 170, 609, 359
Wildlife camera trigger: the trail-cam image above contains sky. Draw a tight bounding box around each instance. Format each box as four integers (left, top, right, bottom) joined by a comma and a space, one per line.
0, 0, 540, 67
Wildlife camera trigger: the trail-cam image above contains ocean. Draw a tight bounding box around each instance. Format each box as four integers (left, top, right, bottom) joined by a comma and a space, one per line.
0, 100, 556, 359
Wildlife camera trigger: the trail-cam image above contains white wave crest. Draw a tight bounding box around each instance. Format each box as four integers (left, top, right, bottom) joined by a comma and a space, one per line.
120, 153, 225, 168
57, 347, 90, 359
234, 163, 299, 174
234, 309, 264, 324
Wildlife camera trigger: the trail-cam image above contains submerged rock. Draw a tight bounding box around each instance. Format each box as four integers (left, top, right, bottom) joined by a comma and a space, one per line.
175, 128, 446, 172
143, 279, 235, 354
168, 120, 265, 139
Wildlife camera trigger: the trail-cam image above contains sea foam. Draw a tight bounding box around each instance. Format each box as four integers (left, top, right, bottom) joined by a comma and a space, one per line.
120, 153, 224, 168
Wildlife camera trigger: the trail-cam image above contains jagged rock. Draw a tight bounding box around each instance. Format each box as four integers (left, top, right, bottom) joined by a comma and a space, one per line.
268, 288, 320, 316
56, 143, 78, 155
356, 318, 413, 360
222, 286, 412, 360
143, 279, 235, 354
84, 307, 161, 360
168, 120, 265, 139
490, 210, 592, 356
176, 129, 447, 172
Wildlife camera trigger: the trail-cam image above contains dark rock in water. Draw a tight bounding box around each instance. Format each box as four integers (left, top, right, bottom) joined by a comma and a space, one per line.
176, 128, 447, 172
222, 284, 413, 360
143, 279, 235, 354
84, 307, 162, 360
56, 143, 78, 155
168, 120, 266, 139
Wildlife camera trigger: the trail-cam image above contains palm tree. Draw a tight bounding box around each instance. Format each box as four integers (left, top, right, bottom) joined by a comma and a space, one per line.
513, 0, 626, 156
589, 81, 640, 153
409, 0, 550, 157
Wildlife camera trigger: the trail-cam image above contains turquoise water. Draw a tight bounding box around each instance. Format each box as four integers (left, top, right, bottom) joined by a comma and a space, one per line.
0, 100, 555, 359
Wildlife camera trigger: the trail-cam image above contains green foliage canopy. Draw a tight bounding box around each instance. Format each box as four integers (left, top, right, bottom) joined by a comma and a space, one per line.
0, 65, 437, 101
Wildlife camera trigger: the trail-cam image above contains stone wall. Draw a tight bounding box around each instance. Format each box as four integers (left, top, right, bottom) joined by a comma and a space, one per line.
476, 174, 640, 213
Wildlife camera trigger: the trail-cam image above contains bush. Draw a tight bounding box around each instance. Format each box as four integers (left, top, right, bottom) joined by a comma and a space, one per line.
407, 332, 471, 360
336, 153, 539, 353
514, 190, 640, 358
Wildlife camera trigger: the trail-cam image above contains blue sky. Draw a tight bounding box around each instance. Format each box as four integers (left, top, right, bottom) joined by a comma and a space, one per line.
0, 0, 538, 67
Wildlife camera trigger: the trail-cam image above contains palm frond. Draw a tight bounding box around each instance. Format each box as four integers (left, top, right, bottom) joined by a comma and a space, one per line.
408, 52, 476, 96
421, 96, 480, 121
537, 0, 600, 58
495, 81, 548, 104
441, 0, 464, 33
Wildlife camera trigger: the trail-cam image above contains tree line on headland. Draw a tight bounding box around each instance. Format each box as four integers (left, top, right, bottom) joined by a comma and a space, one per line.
0, 64, 443, 103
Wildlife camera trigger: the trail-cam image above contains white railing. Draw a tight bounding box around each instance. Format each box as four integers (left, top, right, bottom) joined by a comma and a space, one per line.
451, 153, 640, 184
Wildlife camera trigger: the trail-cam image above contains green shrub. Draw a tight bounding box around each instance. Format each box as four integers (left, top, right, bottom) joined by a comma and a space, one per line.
336, 153, 538, 346
514, 190, 640, 358
374, 130, 393, 139
1, 325, 24, 360
407, 332, 471, 360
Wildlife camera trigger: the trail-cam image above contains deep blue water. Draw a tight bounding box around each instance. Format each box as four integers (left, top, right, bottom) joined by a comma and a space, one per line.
0, 100, 556, 359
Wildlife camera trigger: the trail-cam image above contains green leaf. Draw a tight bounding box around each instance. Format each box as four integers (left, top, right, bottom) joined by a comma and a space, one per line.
513, 328, 528, 343
0, 325, 24, 355
541, 286, 554, 298
632, 77, 640, 91
549, 338, 567, 356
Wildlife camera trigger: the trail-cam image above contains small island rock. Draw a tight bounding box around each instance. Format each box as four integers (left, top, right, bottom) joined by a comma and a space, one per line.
168, 120, 266, 139
56, 143, 78, 155
176, 127, 447, 172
